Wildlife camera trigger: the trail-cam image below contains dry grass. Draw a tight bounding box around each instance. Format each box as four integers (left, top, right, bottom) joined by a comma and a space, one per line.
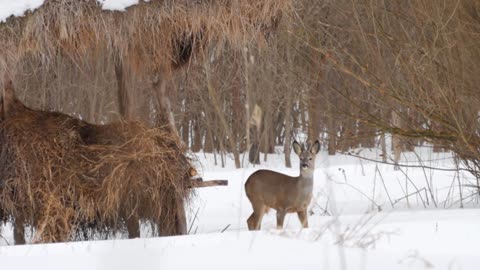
0, 101, 194, 243
0, 0, 291, 74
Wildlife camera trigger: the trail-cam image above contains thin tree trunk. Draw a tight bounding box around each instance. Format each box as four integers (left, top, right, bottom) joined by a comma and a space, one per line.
249, 127, 260, 164
114, 54, 133, 120
327, 120, 337, 155
308, 89, 321, 142
262, 112, 270, 162
13, 218, 25, 245
284, 28, 295, 168
381, 132, 387, 163
327, 99, 337, 155
244, 48, 251, 157
404, 109, 416, 152
204, 123, 214, 153
299, 97, 307, 131
249, 104, 262, 164
175, 197, 187, 235
340, 118, 355, 151
309, 50, 327, 142
152, 74, 179, 135
232, 69, 244, 153
284, 92, 294, 168
181, 92, 190, 146
359, 121, 375, 148
191, 117, 202, 152
219, 139, 225, 168
392, 110, 402, 170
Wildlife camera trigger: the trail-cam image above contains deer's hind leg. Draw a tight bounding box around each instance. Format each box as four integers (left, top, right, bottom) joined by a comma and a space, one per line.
297, 209, 309, 228
247, 202, 267, 231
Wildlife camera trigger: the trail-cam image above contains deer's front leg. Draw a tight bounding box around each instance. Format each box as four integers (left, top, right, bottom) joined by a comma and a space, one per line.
276, 210, 286, 229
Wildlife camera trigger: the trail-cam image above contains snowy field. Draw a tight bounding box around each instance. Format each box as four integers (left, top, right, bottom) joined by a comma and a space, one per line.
1, 1, 477, 269
1, 146, 480, 269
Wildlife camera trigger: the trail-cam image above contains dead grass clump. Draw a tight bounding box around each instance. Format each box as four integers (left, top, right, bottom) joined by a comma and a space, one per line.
0, 0, 292, 74
0, 104, 192, 243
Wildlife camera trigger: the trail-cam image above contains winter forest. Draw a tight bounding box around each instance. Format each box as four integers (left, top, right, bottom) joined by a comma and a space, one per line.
0, 1, 480, 269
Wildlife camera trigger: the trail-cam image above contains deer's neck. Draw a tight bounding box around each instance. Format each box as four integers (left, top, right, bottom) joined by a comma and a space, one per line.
297, 170, 314, 186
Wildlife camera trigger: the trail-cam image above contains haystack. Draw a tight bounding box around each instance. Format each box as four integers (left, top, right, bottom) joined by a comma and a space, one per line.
0, 85, 194, 243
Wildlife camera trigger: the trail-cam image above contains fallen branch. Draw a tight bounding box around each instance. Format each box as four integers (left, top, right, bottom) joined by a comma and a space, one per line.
189, 179, 228, 188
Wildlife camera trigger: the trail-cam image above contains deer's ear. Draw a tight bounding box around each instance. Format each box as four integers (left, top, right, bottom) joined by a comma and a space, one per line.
292, 141, 302, 155
310, 140, 320, 154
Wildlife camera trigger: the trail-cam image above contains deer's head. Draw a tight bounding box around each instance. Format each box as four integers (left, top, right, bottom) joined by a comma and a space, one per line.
293, 140, 320, 172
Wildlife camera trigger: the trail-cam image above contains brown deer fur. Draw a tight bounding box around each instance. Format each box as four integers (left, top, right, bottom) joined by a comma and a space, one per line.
245, 140, 320, 230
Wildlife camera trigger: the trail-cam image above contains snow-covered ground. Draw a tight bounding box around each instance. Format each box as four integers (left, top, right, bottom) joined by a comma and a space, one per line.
1, 146, 480, 269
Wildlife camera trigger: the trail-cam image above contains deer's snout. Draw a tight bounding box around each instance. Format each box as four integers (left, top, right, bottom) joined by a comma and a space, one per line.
301, 163, 309, 169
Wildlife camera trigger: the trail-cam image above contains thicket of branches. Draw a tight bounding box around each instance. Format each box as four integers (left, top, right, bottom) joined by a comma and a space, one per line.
3, 0, 480, 178
166, 0, 480, 178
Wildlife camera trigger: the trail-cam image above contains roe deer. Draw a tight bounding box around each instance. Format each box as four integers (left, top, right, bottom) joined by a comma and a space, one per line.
245, 140, 320, 230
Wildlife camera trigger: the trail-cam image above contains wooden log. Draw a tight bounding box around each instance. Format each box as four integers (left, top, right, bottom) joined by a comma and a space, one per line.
189, 179, 228, 188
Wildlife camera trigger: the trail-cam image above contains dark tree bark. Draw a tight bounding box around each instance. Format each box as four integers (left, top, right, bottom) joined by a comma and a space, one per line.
249, 127, 260, 164
191, 117, 202, 152
114, 54, 133, 120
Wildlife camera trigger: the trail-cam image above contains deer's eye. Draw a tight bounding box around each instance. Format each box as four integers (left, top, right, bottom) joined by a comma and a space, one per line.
309, 158, 312, 161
